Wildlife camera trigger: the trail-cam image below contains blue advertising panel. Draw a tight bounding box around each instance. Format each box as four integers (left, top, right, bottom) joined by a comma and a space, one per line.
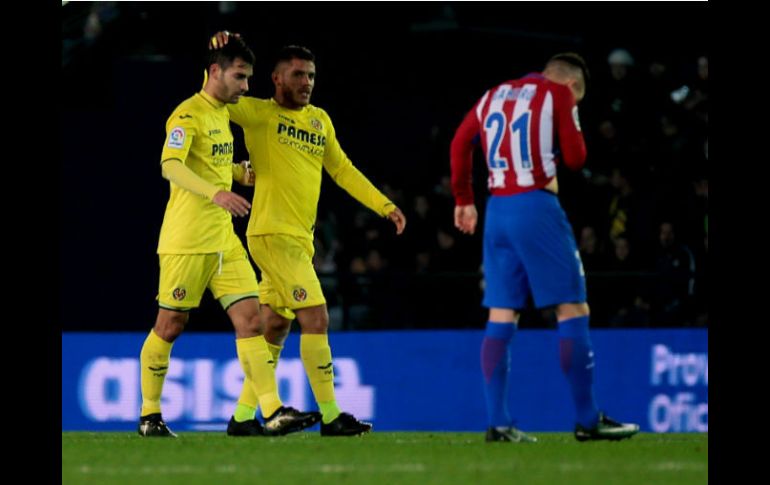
62, 329, 707, 432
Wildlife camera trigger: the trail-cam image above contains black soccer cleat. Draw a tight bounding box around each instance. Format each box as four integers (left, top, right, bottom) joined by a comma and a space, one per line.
263, 406, 322, 436
226, 416, 264, 436
574, 412, 640, 442
485, 426, 537, 443
138, 413, 177, 438
320, 412, 372, 437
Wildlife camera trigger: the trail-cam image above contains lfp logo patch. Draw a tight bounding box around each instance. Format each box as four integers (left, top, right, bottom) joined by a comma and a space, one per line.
168, 127, 186, 148
292, 287, 308, 302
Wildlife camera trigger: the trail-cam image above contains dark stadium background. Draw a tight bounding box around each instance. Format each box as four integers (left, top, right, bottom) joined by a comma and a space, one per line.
60, 2, 708, 332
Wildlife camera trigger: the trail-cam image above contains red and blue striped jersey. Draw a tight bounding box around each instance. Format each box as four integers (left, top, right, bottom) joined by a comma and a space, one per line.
451, 73, 587, 205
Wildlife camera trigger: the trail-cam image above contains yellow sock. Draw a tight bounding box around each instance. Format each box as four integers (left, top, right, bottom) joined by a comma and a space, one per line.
140, 330, 173, 417
236, 336, 282, 418
266, 341, 283, 369
300, 334, 336, 403
236, 340, 282, 419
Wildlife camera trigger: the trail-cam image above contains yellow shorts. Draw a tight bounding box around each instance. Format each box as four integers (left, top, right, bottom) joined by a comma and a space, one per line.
158, 244, 259, 310
247, 234, 326, 320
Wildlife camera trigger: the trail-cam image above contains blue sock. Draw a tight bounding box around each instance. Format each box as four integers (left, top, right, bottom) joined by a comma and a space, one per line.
558, 316, 599, 428
480, 322, 515, 427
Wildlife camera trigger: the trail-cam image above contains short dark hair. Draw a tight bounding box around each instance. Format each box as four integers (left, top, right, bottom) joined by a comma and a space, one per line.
207, 36, 256, 72
273, 45, 315, 70
547, 52, 590, 83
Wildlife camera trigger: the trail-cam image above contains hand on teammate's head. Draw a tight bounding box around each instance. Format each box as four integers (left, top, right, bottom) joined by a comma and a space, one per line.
209, 31, 241, 50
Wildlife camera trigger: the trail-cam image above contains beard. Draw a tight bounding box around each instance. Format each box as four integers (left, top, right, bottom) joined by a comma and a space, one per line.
293, 90, 311, 106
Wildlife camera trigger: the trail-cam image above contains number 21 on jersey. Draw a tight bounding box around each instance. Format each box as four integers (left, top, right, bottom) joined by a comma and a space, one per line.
484, 110, 533, 189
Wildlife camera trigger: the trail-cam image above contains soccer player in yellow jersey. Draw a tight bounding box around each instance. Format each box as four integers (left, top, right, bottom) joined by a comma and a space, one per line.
139, 36, 320, 437
211, 33, 407, 436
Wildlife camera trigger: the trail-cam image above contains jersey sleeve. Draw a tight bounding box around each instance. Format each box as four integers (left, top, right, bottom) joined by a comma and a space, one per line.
232, 162, 246, 183
161, 159, 220, 200
450, 102, 482, 206
322, 114, 395, 217
553, 85, 587, 170
227, 97, 257, 127
160, 109, 198, 165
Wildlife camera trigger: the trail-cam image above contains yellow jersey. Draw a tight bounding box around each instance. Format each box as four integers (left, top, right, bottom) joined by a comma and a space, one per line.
228, 97, 394, 240
157, 90, 241, 254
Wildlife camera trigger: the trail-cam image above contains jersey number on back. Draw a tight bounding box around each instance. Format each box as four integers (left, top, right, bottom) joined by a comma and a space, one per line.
484, 111, 533, 188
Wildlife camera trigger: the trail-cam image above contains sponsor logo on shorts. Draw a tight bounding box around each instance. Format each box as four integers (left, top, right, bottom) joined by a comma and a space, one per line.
292, 287, 307, 302
172, 287, 187, 301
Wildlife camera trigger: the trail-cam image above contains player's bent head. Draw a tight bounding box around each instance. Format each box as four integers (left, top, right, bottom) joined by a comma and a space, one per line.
545, 52, 589, 102
273, 45, 315, 73
207, 36, 256, 75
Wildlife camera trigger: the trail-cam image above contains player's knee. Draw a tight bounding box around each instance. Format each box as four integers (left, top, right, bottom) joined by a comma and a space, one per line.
556, 302, 590, 320
154, 311, 188, 341
299, 310, 329, 333
233, 313, 262, 338
302, 320, 328, 334
489, 308, 518, 323
265, 312, 291, 335
246, 313, 262, 334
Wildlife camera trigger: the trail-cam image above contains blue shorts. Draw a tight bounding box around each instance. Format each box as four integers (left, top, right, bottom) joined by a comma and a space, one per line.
482, 190, 586, 310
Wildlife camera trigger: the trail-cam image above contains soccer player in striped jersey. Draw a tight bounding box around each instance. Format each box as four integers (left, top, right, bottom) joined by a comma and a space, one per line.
210, 33, 406, 436
451, 53, 639, 442
139, 37, 319, 438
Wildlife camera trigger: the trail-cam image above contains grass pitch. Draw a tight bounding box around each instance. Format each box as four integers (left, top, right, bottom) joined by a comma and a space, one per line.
63, 431, 707, 485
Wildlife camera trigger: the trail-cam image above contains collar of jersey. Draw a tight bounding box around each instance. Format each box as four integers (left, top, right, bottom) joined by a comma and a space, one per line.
270, 97, 307, 112
197, 90, 226, 109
